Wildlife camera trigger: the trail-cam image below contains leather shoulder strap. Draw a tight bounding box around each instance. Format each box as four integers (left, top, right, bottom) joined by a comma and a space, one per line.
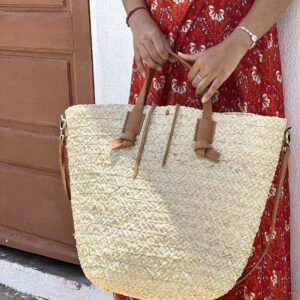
235, 141, 290, 285
59, 114, 71, 203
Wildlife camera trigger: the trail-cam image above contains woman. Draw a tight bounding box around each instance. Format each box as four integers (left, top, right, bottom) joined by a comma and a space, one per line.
115, 0, 292, 299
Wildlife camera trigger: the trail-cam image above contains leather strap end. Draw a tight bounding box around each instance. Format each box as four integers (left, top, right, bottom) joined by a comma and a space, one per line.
194, 118, 220, 161
194, 139, 220, 162
111, 138, 134, 149
205, 148, 221, 161
195, 148, 220, 162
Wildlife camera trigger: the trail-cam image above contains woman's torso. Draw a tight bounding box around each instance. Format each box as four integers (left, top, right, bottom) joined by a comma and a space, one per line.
129, 0, 284, 118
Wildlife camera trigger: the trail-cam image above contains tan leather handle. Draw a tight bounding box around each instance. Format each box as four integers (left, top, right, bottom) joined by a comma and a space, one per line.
111, 51, 218, 160
136, 51, 213, 120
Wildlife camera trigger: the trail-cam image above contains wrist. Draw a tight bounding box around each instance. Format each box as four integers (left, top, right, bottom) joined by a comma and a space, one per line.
224, 29, 252, 57
127, 7, 149, 28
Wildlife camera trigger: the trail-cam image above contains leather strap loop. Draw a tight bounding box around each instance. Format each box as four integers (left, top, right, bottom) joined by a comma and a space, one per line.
194, 118, 220, 161
111, 111, 146, 149
194, 119, 216, 143
111, 69, 154, 149
195, 140, 211, 149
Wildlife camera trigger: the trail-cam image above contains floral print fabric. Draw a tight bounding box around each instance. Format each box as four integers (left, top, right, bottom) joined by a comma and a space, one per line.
114, 0, 291, 299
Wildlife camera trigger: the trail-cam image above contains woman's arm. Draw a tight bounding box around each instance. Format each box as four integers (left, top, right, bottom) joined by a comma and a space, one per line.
238, 0, 293, 47
179, 0, 293, 103
122, 0, 170, 77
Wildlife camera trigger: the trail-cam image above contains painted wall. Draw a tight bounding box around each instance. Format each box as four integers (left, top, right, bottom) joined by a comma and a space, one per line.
89, 1, 132, 104
278, 2, 300, 299
89, 1, 300, 298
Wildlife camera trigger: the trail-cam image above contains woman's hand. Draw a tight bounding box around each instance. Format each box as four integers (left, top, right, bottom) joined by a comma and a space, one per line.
178, 30, 250, 103
128, 9, 171, 77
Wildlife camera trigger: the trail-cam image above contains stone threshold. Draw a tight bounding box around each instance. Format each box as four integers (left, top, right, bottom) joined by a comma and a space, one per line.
0, 245, 112, 300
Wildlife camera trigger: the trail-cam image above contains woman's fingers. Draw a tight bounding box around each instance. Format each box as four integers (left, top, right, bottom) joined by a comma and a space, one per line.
153, 35, 170, 62
136, 34, 172, 70
178, 52, 210, 82
144, 39, 165, 65
178, 52, 200, 62
194, 74, 213, 97
138, 44, 162, 70
161, 35, 178, 62
191, 70, 208, 88
188, 60, 207, 82
134, 46, 146, 77
201, 78, 223, 103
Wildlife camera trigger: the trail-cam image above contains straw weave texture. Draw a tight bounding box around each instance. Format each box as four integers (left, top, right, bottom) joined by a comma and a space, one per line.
64, 104, 286, 300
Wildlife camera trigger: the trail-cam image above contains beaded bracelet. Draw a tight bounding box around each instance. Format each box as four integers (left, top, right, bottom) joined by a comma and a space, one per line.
126, 6, 148, 27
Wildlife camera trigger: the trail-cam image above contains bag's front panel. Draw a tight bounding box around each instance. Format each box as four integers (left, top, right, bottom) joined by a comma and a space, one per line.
65, 104, 286, 300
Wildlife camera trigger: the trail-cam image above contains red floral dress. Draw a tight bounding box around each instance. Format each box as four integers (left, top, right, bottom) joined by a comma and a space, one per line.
114, 0, 291, 299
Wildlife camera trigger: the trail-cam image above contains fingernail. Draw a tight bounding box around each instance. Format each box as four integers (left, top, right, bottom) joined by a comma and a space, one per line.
158, 66, 163, 71
202, 97, 208, 103
142, 72, 146, 78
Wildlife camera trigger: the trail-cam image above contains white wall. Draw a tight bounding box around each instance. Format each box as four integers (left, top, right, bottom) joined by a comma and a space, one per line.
89, 0, 133, 104
89, 0, 300, 298
278, 1, 300, 299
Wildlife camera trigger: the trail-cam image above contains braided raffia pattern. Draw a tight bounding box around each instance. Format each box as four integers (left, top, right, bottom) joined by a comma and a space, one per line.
64, 104, 286, 300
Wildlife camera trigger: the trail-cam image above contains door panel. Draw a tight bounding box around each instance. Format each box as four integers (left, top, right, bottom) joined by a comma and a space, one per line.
0, 1, 64, 7
0, 0, 94, 264
0, 127, 59, 171
0, 12, 73, 52
0, 165, 75, 244
0, 56, 71, 125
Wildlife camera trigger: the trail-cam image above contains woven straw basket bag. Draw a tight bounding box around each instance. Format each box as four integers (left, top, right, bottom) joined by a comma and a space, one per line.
59, 52, 291, 300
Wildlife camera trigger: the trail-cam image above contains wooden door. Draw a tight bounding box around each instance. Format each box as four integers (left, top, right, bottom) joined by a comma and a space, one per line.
0, 0, 94, 264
